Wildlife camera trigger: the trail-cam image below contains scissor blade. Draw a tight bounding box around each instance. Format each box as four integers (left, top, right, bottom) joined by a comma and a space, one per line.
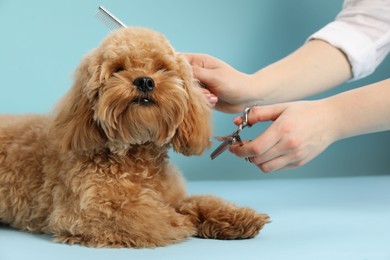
210, 140, 231, 160
214, 135, 232, 142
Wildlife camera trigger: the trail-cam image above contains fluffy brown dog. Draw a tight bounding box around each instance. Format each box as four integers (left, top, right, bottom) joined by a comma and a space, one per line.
0, 27, 269, 248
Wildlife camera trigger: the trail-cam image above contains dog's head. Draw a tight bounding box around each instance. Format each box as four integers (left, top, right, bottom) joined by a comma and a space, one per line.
51, 27, 211, 156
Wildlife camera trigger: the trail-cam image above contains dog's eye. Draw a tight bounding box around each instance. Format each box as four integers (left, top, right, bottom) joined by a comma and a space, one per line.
155, 62, 167, 72
113, 66, 125, 74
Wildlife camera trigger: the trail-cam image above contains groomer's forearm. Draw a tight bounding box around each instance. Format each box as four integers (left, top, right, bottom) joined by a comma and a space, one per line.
249, 40, 352, 104
325, 78, 390, 141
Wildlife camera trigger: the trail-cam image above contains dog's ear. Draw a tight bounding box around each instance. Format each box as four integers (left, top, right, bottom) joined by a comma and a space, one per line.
50, 54, 106, 153
171, 55, 212, 156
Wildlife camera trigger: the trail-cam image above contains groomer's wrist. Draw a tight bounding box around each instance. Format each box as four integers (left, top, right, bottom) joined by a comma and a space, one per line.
246, 69, 277, 106
320, 95, 351, 143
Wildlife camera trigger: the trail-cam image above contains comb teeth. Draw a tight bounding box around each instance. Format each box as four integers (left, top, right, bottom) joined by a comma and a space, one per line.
95, 6, 126, 30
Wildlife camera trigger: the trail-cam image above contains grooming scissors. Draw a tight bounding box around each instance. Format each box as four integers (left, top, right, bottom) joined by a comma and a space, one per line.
210, 107, 252, 160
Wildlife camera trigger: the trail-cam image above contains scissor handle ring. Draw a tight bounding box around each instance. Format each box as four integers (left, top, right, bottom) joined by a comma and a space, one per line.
242, 107, 251, 128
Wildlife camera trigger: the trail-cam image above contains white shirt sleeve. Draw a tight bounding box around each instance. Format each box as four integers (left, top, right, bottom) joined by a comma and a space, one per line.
308, 0, 390, 81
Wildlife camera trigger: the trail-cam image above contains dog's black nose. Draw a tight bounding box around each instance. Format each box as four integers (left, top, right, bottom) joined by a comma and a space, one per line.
133, 76, 155, 92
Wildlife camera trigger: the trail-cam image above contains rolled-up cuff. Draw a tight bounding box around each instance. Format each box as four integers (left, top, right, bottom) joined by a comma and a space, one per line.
308, 21, 376, 81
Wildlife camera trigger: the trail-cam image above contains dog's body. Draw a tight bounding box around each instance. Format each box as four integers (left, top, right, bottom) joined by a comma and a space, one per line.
0, 27, 268, 248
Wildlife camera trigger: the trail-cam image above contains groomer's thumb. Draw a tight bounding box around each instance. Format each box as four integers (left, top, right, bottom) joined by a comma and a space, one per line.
233, 104, 286, 126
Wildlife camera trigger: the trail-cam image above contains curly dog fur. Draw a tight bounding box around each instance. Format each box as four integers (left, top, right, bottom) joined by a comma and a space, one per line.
0, 27, 269, 248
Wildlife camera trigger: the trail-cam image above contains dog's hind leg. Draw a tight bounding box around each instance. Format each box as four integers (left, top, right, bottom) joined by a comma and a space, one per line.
176, 195, 270, 240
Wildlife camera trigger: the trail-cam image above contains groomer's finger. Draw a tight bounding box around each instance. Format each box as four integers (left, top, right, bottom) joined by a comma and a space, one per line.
233, 104, 287, 126
200, 88, 218, 106
258, 152, 309, 173
183, 53, 206, 67
230, 105, 288, 158
191, 66, 220, 89
249, 144, 287, 166
230, 124, 281, 159
257, 155, 292, 173
183, 53, 219, 69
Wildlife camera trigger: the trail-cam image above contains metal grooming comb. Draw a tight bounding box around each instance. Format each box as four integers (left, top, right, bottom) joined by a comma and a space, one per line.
95, 6, 127, 30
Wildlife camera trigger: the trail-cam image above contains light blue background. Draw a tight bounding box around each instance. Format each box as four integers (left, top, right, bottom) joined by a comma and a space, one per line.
0, 0, 389, 180
1, 2, 390, 259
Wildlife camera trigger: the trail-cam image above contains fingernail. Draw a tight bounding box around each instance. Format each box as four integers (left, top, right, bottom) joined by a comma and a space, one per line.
208, 96, 218, 104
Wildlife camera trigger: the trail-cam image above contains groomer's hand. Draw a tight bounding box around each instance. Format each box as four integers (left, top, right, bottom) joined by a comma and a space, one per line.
229, 101, 336, 172
185, 53, 252, 114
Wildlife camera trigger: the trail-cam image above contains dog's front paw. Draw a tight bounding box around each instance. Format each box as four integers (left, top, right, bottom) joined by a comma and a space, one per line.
177, 195, 270, 240
198, 208, 270, 240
